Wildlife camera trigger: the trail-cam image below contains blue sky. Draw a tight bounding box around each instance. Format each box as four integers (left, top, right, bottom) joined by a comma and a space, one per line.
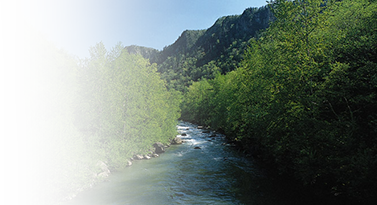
19, 0, 268, 58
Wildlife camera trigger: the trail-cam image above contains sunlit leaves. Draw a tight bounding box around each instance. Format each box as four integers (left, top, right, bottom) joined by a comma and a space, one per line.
181, 0, 377, 202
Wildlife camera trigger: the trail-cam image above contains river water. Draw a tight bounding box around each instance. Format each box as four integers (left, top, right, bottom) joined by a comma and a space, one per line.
62, 121, 315, 205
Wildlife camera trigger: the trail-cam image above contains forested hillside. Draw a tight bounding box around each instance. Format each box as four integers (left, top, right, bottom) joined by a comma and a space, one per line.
124, 6, 273, 92
14, 34, 181, 204
12, 0, 376, 204
180, 0, 377, 203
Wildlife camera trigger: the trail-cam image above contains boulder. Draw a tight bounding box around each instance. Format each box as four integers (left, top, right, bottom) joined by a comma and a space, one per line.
134, 154, 144, 160
96, 161, 110, 174
96, 161, 110, 181
171, 137, 183, 144
202, 130, 210, 133
197, 126, 204, 129
153, 142, 165, 154
181, 133, 187, 136
194, 147, 201, 149
126, 160, 132, 167
152, 153, 159, 157
144, 155, 151, 160
210, 134, 217, 138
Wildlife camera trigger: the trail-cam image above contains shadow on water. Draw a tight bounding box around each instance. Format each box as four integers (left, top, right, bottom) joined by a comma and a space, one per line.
62, 121, 329, 205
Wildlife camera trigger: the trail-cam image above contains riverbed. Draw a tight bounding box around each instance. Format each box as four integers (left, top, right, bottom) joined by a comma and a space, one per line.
62, 121, 315, 205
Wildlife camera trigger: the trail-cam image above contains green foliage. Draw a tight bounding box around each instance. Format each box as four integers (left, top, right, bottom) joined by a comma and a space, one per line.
180, 79, 214, 125
180, 0, 377, 202
125, 6, 273, 92
77, 42, 181, 169
25, 40, 181, 203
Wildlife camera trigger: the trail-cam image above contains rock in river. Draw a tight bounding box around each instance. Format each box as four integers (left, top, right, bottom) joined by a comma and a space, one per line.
153, 142, 165, 154
134, 154, 144, 160
96, 161, 111, 180
171, 137, 183, 144
144, 155, 151, 160
96, 161, 110, 174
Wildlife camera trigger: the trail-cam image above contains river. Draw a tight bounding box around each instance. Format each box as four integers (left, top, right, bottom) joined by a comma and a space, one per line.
62, 121, 317, 205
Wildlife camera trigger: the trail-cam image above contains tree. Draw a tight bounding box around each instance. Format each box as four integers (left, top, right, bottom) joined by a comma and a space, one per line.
8, 33, 182, 203
181, 0, 377, 202
77, 43, 181, 169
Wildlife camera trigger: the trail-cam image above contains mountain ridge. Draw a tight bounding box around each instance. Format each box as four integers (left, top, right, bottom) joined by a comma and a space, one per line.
124, 5, 274, 91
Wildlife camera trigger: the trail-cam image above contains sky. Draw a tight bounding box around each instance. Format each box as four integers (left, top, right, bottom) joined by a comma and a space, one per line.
13, 0, 268, 58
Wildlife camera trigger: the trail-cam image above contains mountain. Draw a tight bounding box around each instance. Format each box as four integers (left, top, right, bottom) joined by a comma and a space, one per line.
124, 5, 274, 92
123, 45, 159, 62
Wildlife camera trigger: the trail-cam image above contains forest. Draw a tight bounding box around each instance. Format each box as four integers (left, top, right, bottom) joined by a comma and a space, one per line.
21, 14, 181, 204
180, 0, 377, 203
11, 0, 376, 204
124, 5, 274, 92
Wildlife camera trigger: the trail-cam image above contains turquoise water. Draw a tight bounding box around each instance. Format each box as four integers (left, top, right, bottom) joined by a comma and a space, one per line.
62, 121, 314, 205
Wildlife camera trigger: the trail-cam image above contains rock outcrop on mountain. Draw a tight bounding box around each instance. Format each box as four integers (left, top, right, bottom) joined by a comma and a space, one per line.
124, 6, 274, 92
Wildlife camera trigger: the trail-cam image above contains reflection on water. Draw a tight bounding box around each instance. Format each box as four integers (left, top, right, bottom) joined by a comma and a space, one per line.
62, 121, 315, 205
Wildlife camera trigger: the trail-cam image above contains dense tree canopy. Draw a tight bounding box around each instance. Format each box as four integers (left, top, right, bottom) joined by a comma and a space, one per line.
11, 36, 181, 203
180, 0, 377, 203
10, 1, 376, 204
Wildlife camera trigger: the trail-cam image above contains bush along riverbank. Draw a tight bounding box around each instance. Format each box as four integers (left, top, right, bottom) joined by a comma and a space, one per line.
180, 0, 377, 204
12, 36, 182, 205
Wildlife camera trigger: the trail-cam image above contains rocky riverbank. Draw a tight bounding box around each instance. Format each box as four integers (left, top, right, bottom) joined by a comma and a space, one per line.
60, 121, 359, 205
129, 137, 182, 163
60, 123, 234, 204
61, 136, 184, 203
